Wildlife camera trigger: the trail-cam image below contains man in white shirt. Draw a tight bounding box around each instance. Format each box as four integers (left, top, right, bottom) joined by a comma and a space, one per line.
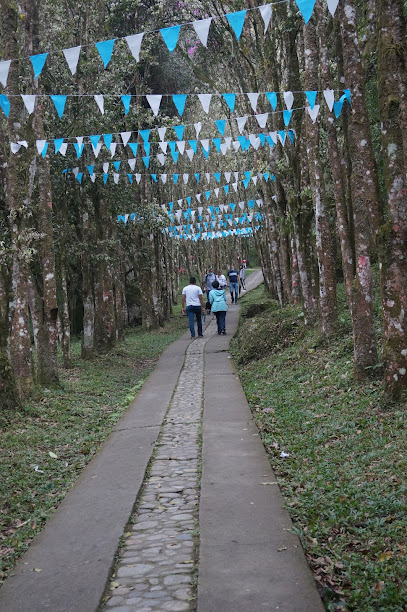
182, 277, 205, 338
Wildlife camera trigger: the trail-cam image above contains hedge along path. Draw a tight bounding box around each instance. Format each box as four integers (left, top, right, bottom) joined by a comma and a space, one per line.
101, 320, 218, 611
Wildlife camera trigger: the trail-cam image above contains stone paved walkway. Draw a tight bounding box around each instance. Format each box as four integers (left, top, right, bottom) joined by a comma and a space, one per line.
102, 320, 217, 612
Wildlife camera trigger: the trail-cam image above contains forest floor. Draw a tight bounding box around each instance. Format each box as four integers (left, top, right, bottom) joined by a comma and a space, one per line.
231, 284, 407, 611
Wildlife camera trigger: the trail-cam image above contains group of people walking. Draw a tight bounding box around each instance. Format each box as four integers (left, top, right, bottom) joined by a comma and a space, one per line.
181, 264, 247, 338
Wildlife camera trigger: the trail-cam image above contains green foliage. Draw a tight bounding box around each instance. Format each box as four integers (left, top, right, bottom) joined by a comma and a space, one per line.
231, 285, 407, 610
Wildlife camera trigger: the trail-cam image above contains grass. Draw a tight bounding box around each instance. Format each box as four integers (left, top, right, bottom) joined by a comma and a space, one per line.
230, 284, 407, 611
0, 308, 187, 584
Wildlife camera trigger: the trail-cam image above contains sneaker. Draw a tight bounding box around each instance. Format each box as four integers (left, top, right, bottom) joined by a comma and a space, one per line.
198, 334, 204, 337
221, 329, 226, 335
191, 335, 195, 339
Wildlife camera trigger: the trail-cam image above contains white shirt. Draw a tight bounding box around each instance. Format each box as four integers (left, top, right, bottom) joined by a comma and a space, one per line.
182, 284, 203, 307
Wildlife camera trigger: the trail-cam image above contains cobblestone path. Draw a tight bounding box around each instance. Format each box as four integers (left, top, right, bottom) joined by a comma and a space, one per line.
101, 319, 217, 612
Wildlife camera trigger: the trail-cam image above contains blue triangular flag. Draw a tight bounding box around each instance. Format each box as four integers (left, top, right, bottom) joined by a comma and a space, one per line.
242, 179, 250, 189
140, 129, 150, 142
113, 161, 121, 171
215, 119, 226, 136
206, 191, 211, 200
76, 173, 83, 184
142, 155, 150, 168
127, 174, 133, 184
224, 185, 229, 195
194, 172, 200, 182
342, 89, 351, 106
263, 172, 269, 182
90, 134, 101, 149
95, 39, 115, 68
169, 141, 176, 154
225, 9, 247, 41
30, 53, 48, 79
173, 175, 179, 184
171, 152, 179, 163
265, 135, 274, 148
305, 90, 317, 110
266, 92, 277, 110
160, 25, 181, 53
295, 0, 316, 23
103, 173, 109, 184
128, 143, 138, 156
283, 110, 293, 126
186, 197, 191, 205
144, 142, 151, 155
174, 125, 185, 140
189, 140, 198, 153
74, 143, 84, 158
54, 138, 64, 154
333, 99, 344, 118
222, 93, 236, 113
103, 134, 113, 150
41, 143, 48, 158
151, 173, 158, 182
288, 130, 295, 144
50, 95, 67, 118
278, 130, 286, 144
173, 94, 187, 116
0, 94, 10, 117
212, 138, 221, 152
121, 95, 131, 115
248, 200, 255, 209
237, 136, 246, 148
244, 171, 251, 180
258, 133, 266, 145
214, 172, 221, 183
86, 165, 94, 175
203, 147, 210, 159
230, 203, 236, 212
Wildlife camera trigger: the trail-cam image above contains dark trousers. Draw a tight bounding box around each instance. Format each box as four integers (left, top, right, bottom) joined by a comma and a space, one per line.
215, 311, 226, 333
186, 305, 202, 336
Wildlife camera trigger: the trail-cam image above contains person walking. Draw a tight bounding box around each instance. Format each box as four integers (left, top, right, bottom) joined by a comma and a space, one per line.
209, 280, 228, 335
203, 267, 218, 299
227, 265, 239, 304
239, 265, 246, 291
182, 277, 205, 338
217, 269, 227, 289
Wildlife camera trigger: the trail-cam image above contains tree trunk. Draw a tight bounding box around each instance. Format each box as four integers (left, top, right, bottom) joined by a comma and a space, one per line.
0, 266, 18, 409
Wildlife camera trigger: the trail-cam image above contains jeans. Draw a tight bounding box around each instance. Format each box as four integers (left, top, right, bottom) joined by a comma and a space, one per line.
186, 305, 202, 336
215, 311, 226, 333
230, 282, 239, 302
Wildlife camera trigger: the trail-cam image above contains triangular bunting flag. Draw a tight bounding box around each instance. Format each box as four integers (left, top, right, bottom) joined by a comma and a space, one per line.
90, 134, 101, 149
193, 17, 212, 47
222, 93, 236, 113
140, 129, 150, 142
194, 122, 202, 137
95, 39, 115, 68
159, 141, 168, 154
174, 125, 185, 140
307, 105, 320, 123
128, 143, 138, 156
50, 95, 67, 118
295, 0, 316, 23
215, 119, 226, 136
161, 174, 167, 183
63, 46, 81, 75
173, 94, 187, 116
36, 140, 47, 154
266, 91, 277, 110
198, 93, 212, 113
255, 113, 268, 128
30, 53, 48, 79
157, 153, 166, 165
21, 94, 36, 115
323, 89, 335, 112
177, 141, 185, 154
103, 134, 113, 150
121, 95, 131, 115
121, 131, 132, 147
94, 94, 104, 114
0, 60, 11, 87
283, 110, 293, 126
258, 4, 272, 34
236, 116, 247, 134
125, 33, 144, 62
283, 91, 294, 110
225, 9, 247, 41
147, 94, 162, 116
247, 92, 259, 112
305, 90, 317, 110
142, 156, 150, 168
160, 25, 181, 53
188, 140, 197, 153
54, 138, 64, 154
128, 158, 136, 170
60, 143, 68, 156
158, 127, 167, 141
327, 0, 340, 16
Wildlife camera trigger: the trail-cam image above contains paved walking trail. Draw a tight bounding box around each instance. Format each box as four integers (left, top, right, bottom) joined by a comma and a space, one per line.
0, 271, 323, 612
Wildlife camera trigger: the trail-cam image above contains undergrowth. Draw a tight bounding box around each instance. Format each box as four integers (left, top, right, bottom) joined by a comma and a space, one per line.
231, 284, 407, 612
0, 311, 187, 584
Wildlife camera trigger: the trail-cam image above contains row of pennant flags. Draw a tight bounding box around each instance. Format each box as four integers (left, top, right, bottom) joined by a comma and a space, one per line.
168, 227, 260, 241
65, 169, 276, 190
0, 1, 341, 86
7, 88, 351, 157
0, 89, 350, 120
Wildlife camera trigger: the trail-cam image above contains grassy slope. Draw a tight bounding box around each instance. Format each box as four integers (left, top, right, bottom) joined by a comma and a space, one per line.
231, 285, 407, 612
0, 306, 187, 583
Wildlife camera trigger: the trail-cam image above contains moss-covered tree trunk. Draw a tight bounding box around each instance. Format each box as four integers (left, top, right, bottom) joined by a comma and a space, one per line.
0, 265, 18, 409
377, 0, 407, 398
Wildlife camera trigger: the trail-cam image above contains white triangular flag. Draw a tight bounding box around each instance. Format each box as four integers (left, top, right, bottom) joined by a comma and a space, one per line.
236, 116, 247, 134
198, 93, 212, 113
90, 174, 96, 183
146, 94, 162, 116
63, 46, 81, 75
193, 18, 212, 47
10, 143, 21, 154
214, 188, 219, 197
307, 105, 320, 123
125, 33, 144, 62
161, 174, 167, 183
21, 94, 36, 114
247, 92, 260, 112
159, 141, 168, 154
110, 143, 117, 157
135, 173, 141, 184
177, 141, 185, 154
224, 172, 231, 183
200, 139, 209, 151
224, 137, 232, 149
239, 202, 245, 210
157, 153, 166, 165
59, 142, 68, 156
92, 142, 102, 157
259, 4, 272, 34
177, 199, 183, 207
157, 127, 167, 141
255, 112, 268, 128
73, 167, 79, 178
0, 60, 12, 87
103, 162, 109, 173
232, 141, 241, 151
128, 158, 136, 171
283, 91, 294, 110
198, 207, 203, 215
186, 149, 194, 161
269, 131, 278, 144
114, 173, 119, 184
327, 0, 340, 16
76, 136, 83, 148
252, 176, 258, 185
194, 122, 202, 137
121, 131, 132, 147
183, 173, 189, 184
36, 139, 47, 154
196, 193, 201, 203
323, 89, 335, 112
205, 173, 210, 183
257, 199, 263, 207
232, 182, 238, 192
94, 95, 104, 115
220, 143, 228, 155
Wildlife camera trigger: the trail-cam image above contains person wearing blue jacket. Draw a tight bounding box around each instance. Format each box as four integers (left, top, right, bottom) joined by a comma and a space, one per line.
209, 280, 228, 335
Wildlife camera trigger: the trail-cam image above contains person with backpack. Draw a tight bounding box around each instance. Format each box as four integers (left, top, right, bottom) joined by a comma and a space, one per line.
227, 265, 239, 304
209, 280, 228, 335
203, 267, 218, 299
